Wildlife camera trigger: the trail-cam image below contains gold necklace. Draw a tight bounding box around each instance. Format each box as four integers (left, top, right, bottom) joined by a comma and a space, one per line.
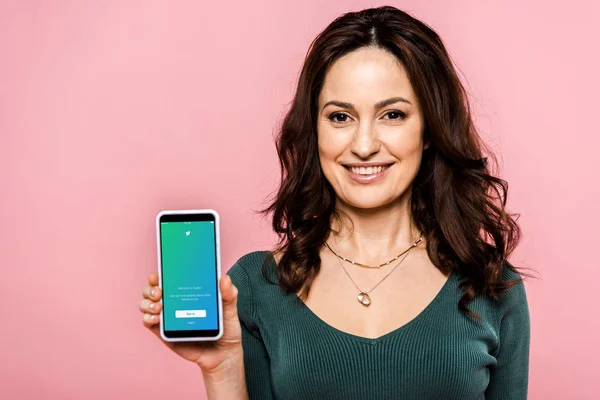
324, 232, 423, 269
324, 232, 423, 307
331, 246, 414, 307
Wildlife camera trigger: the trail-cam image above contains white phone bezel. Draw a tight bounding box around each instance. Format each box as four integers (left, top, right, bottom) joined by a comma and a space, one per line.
155, 209, 224, 342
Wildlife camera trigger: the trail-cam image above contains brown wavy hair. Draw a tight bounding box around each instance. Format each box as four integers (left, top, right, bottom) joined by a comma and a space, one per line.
259, 5, 533, 320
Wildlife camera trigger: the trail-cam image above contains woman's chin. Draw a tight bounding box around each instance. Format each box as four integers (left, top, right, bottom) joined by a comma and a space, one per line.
339, 196, 395, 211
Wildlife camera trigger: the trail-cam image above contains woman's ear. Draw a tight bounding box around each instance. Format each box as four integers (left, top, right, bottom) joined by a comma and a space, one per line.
423, 126, 431, 150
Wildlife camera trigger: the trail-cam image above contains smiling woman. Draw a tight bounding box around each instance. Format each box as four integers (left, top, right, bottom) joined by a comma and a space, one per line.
140, 5, 532, 400
317, 48, 427, 208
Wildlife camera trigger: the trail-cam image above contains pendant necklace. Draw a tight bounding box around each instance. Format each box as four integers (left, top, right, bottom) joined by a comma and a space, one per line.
324, 232, 422, 307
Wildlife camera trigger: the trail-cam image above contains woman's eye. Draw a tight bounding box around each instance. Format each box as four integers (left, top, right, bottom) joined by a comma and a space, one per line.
328, 110, 406, 124
384, 110, 406, 120
329, 112, 350, 124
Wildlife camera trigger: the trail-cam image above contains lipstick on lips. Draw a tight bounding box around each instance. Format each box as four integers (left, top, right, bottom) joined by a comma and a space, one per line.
342, 162, 394, 184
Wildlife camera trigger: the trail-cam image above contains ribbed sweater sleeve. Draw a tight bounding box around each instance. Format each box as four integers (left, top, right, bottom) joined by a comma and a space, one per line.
485, 268, 531, 399
227, 260, 275, 399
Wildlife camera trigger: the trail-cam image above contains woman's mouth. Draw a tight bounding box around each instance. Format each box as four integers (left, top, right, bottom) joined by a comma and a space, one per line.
343, 163, 394, 183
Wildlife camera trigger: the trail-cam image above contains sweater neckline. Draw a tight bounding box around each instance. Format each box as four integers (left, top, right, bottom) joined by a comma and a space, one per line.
267, 251, 457, 344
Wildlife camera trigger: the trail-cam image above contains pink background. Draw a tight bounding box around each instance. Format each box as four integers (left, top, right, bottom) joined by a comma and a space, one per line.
1, 1, 598, 399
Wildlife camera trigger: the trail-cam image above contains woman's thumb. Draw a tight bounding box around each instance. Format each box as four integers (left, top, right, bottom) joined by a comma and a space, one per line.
221, 274, 239, 319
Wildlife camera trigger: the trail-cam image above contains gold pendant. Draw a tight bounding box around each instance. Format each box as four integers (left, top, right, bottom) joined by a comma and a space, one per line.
357, 292, 371, 307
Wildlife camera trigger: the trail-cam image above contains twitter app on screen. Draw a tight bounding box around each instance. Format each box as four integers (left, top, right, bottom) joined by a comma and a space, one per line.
160, 221, 218, 331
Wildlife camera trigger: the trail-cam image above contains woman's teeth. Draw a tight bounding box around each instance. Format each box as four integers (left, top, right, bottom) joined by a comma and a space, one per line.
349, 165, 388, 175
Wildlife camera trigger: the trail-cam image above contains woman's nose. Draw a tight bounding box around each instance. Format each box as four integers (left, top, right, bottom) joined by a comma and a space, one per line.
350, 123, 380, 158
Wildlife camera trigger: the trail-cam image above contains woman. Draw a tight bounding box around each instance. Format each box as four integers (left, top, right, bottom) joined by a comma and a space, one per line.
139, 6, 531, 399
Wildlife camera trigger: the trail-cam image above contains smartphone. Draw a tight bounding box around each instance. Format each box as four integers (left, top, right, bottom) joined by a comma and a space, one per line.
155, 209, 224, 342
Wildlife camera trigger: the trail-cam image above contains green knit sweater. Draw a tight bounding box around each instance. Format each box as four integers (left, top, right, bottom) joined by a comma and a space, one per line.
227, 251, 530, 399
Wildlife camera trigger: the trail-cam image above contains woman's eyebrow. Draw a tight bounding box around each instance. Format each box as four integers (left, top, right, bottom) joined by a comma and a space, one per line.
321, 96, 412, 111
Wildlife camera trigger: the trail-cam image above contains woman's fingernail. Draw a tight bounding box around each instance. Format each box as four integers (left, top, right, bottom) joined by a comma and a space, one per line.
150, 289, 156, 297
149, 302, 155, 310
149, 314, 155, 320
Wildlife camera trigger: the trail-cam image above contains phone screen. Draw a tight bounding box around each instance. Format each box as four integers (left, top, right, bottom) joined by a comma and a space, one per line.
159, 214, 220, 338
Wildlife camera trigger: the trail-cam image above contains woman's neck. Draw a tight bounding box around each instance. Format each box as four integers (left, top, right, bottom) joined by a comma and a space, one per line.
327, 197, 421, 264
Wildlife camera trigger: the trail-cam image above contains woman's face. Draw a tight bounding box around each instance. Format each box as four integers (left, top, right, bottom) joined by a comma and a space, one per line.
316, 46, 428, 211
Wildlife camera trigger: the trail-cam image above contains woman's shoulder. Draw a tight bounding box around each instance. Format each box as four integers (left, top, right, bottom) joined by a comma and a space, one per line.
229, 250, 272, 273
466, 260, 530, 325
226, 250, 282, 328
226, 250, 278, 289
495, 260, 529, 313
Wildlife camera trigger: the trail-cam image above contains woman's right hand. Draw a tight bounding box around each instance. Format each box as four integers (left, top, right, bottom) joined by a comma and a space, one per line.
139, 272, 244, 377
